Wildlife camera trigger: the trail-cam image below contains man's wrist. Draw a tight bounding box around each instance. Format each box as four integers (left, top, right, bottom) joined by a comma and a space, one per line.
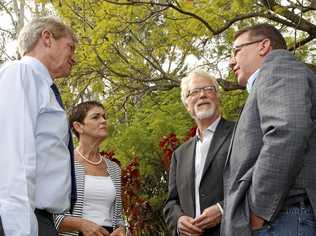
216, 202, 223, 215
176, 217, 181, 235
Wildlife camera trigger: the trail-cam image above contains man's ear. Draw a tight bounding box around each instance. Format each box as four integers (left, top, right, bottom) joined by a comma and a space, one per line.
41, 30, 53, 48
258, 38, 272, 56
186, 104, 193, 114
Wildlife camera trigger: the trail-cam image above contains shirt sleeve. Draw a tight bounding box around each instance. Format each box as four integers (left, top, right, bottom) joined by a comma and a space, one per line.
0, 63, 39, 236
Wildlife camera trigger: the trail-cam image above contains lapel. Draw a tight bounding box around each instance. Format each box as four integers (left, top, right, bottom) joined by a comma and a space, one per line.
182, 136, 197, 215
224, 106, 244, 169
201, 118, 230, 179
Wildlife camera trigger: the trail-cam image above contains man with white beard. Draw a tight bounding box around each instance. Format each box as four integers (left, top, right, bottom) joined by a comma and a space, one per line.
164, 70, 235, 236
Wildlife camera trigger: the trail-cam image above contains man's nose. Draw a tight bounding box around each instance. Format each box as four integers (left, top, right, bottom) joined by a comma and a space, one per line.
69, 52, 76, 65
228, 56, 236, 69
198, 89, 207, 98
70, 57, 76, 65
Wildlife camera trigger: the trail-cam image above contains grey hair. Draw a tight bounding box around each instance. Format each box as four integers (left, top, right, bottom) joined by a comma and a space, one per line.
180, 69, 219, 107
18, 16, 77, 56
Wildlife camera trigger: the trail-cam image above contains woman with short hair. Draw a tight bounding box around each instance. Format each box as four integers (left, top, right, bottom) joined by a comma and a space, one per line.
54, 101, 125, 236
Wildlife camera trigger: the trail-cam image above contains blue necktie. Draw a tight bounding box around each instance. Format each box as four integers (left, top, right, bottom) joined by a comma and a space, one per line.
51, 83, 77, 213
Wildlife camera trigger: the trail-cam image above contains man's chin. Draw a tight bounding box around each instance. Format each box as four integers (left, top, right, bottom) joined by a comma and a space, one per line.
56, 71, 71, 79
63, 69, 72, 77
195, 111, 214, 120
237, 76, 247, 87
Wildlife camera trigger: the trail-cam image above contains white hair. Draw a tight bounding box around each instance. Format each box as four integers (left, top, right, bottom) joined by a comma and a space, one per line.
18, 16, 77, 56
180, 69, 219, 106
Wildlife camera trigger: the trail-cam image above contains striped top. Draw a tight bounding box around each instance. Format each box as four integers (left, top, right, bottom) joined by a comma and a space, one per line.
54, 157, 124, 236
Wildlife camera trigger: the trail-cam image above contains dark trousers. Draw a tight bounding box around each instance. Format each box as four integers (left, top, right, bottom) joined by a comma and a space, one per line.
35, 209, 58, 236
0, 217, 4, 236
203, 224, 220, 236
0, 210, 58, 236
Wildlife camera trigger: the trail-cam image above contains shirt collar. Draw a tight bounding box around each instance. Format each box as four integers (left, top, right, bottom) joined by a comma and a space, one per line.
20, 56, 53, 86
196, 116, 221, 140
246, 69, 260, 93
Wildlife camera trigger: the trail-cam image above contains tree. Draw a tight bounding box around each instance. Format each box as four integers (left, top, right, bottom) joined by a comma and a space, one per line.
51, 0, 315, 107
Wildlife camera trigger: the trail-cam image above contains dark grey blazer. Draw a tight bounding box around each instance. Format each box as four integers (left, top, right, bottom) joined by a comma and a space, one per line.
164, 118, 235, 236
222, 50, 316, 236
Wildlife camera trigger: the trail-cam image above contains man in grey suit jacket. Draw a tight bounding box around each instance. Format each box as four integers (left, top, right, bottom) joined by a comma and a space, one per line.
164, 70, 235, 236
222, 24, 316, 236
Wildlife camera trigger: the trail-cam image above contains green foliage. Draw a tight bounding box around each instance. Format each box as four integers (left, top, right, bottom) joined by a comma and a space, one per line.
220, 89, 248, 120
50, 0, 258, 101
102, 88, 193, 166
50, 0, 315, 108
220, 73, 248, 120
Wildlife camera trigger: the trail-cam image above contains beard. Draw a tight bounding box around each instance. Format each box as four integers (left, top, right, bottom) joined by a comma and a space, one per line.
193, 102, 216, 120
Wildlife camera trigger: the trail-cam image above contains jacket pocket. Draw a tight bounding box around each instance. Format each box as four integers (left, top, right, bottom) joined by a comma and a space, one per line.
238, 167, 254, 183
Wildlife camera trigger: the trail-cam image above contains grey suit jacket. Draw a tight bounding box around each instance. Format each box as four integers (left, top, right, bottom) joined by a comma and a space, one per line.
222, 50, 316, 236
164, 118, 235, 236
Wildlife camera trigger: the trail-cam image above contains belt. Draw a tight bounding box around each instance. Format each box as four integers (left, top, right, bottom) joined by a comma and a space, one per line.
284, 195, 310, 208
34, 209, 53, 221
103, 226, 113, 233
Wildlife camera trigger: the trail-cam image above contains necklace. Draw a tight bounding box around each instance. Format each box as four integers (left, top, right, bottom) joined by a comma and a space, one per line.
76, 149, 103, 165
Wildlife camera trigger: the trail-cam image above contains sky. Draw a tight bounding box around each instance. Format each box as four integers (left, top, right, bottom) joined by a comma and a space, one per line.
0, 11, 17, 59
0, 0, 55, 60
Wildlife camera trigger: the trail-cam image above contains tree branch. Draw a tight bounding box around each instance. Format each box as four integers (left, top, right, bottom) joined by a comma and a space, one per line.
259, 0, 316, 37
102, 0, 216, 34
288, 35, 315, 51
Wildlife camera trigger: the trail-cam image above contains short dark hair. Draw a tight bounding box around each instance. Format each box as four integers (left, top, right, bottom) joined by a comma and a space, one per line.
69, 101, 105, 139
234, 23, 287, 50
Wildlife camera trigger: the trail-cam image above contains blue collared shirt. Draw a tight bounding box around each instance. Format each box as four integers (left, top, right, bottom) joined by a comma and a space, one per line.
247, 69, 260, 93
0, 56, 71, 236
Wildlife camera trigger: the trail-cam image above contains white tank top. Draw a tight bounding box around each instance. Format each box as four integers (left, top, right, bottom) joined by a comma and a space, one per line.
82, 175, 116, 226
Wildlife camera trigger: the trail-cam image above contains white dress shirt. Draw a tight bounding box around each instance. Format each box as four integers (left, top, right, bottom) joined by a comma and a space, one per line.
0, 56, 71, 236
194, 117, 221, 217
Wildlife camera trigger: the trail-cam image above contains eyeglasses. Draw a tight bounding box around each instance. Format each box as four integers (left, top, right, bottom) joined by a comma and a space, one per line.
231, 38, 266, 58
187, 85, 217, 98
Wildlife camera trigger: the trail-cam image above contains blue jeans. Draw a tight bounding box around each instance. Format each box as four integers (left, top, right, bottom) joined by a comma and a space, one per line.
252, 204, 316, 236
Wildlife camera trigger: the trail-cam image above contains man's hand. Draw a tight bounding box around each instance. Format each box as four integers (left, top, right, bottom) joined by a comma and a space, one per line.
250, 211, 265, 230
177, 215, 203, 236
110, 226, 125, 236
79, 219, 110, 236
193, 204, 222, 230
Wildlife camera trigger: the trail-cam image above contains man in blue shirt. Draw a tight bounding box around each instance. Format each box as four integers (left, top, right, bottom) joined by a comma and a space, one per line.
0, 16, 77, 236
